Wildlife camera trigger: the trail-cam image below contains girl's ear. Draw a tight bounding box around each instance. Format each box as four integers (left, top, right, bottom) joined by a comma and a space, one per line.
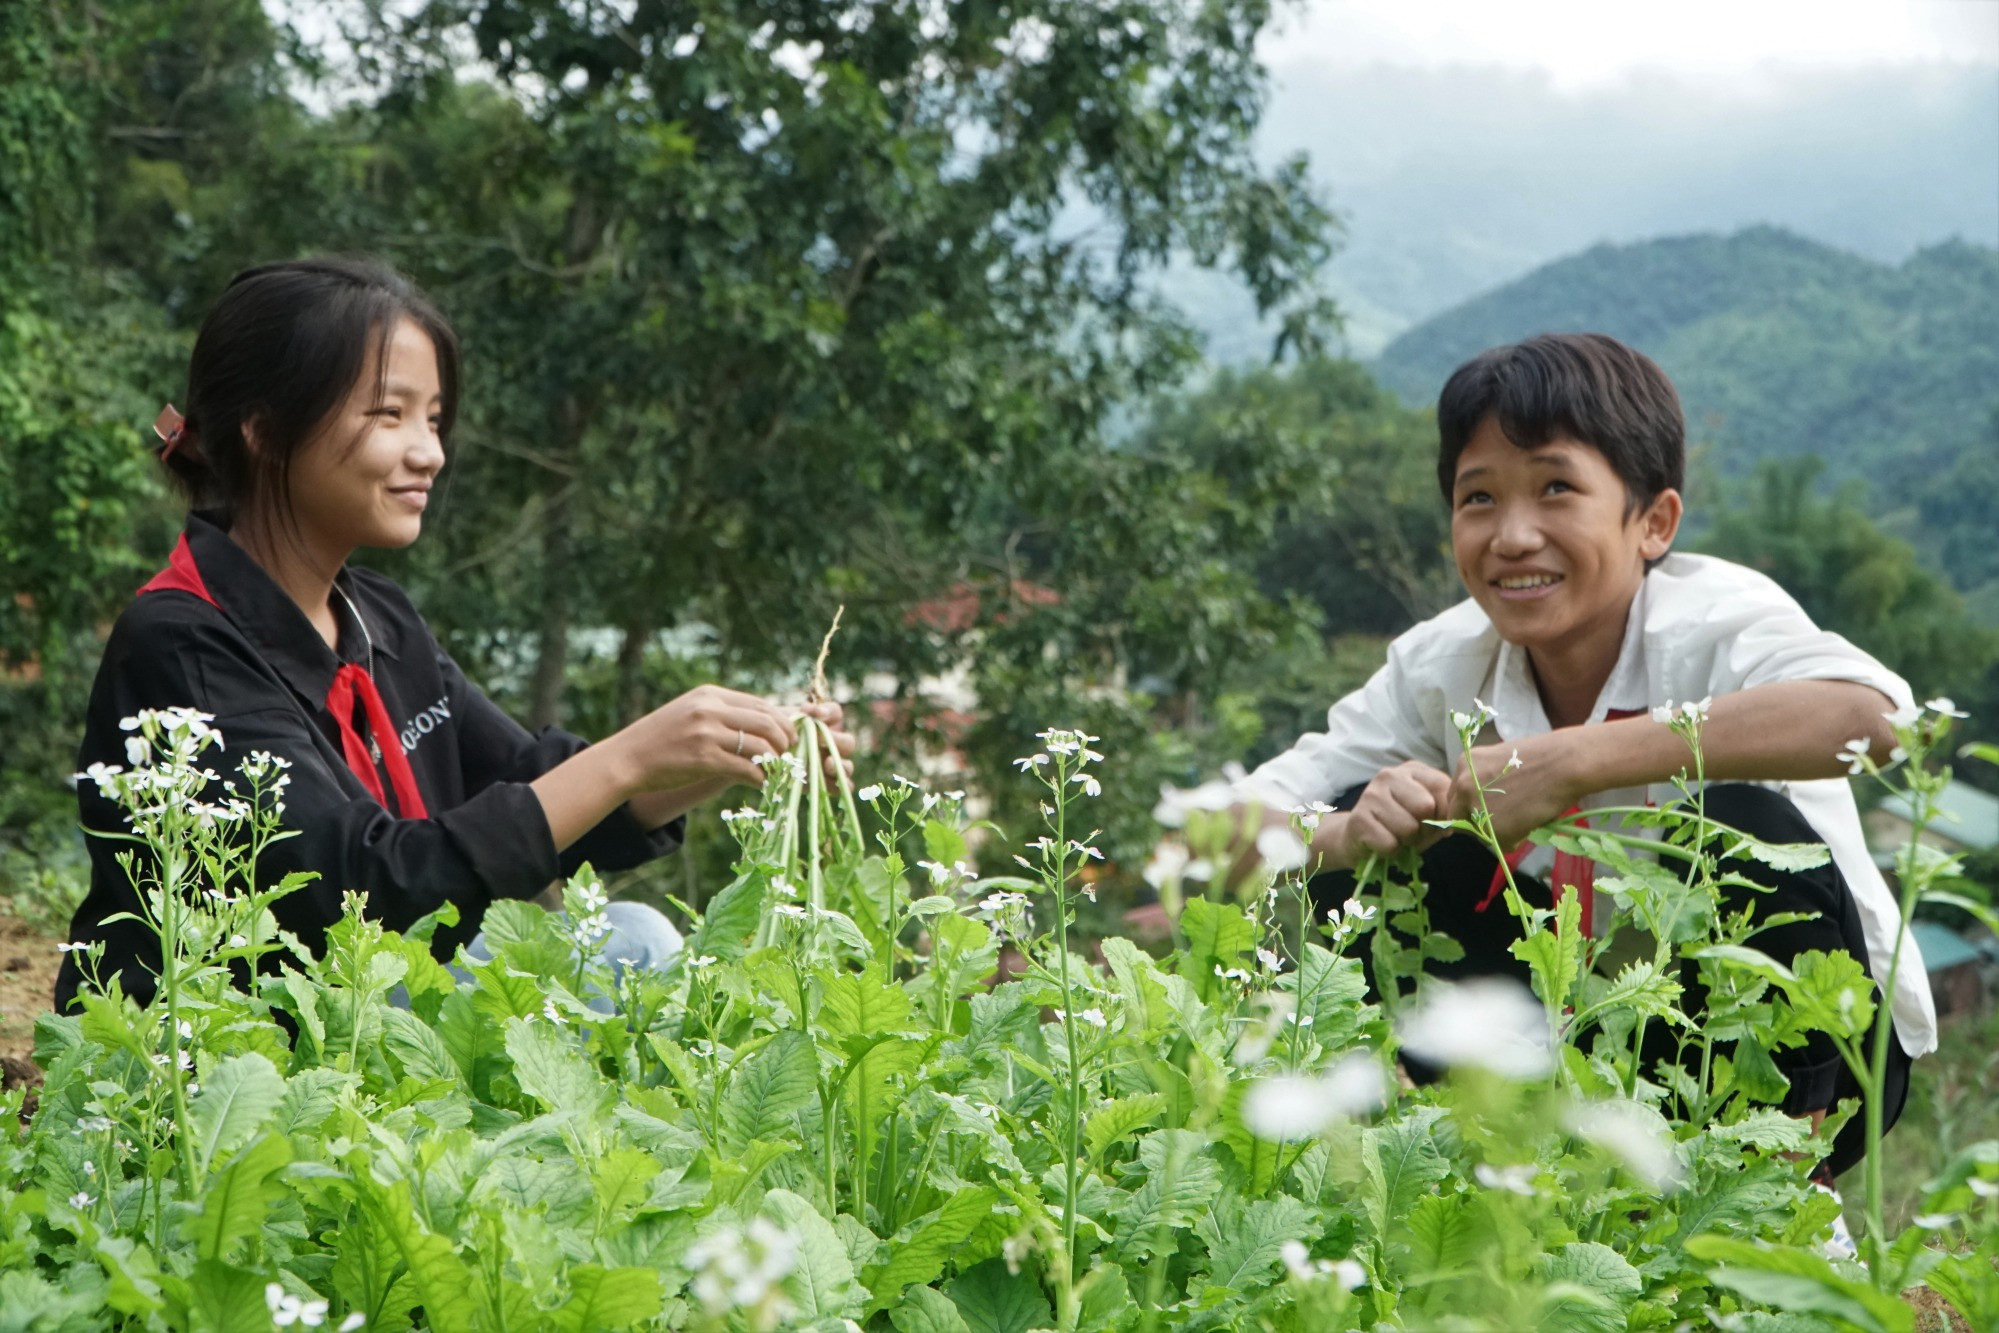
1638, 487, 1684, 561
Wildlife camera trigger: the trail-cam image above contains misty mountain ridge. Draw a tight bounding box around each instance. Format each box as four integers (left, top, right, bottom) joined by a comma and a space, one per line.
1373, 226, 1998, 475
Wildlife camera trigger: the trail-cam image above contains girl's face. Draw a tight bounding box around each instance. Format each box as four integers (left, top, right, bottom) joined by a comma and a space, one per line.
288, 317, 446, 554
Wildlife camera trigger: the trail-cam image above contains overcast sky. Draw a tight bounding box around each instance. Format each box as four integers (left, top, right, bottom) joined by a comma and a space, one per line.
1259, 0, 1999, 89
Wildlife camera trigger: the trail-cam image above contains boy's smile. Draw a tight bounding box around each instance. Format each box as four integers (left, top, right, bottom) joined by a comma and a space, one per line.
1450, 417, 1681, 718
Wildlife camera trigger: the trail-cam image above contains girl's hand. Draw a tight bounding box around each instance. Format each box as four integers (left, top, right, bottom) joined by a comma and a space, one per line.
617, 684, 799, 793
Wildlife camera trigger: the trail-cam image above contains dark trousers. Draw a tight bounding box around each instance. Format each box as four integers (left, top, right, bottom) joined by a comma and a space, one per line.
1311, 783, 1910, 1178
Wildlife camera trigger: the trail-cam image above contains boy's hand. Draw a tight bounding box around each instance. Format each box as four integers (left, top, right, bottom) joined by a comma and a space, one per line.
1450, 732, 1587, 849
1331, 761, 1457, 862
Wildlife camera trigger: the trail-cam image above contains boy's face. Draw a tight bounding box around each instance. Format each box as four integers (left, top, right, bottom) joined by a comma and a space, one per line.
1449, 417, 1681, 655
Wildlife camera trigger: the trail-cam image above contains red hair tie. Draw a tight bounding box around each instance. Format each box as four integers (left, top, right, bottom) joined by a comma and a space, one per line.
153, 404, 191, 460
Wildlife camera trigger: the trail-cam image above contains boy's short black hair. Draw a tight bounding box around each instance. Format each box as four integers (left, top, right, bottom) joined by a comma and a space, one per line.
1435, 332, 1685, 513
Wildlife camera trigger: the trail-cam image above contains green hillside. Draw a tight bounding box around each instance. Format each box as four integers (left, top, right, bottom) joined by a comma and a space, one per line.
1373, 227, 1999, 485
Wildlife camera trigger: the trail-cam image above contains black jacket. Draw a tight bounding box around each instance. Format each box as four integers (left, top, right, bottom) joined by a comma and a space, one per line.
57, 512, 680, 1010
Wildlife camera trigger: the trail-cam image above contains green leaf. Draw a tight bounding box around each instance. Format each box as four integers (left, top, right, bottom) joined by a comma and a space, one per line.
923, 819, 969, 869
184, 1133, 291, 1264
1179, 898, 1255, 999
1077, 1262, 1129, 1333
1537, 1242, 1642, 1333
1711, 1108, 1813, 1152
188, 1053, 286, 1175
1728, 834, 1832, 873
688, 871, 766, 961
547, 1266, 662, 1333
1731, 1035, 1794, 1104
891, 1284, 975, 1333
862, 1187, 1001, 1307
762, 1187, 862, 1320
187, 1258, 276, 1333
1085, 1094, 1167, 1165
1686, 1235, 1914, 1333
1363, 1105, 1450, 1240
504, 1018, 614, 1117
721, 1029, 818, 1150
1403, 1192, 1483, 1277
822, 964, 912, 1041
353, 1177, 481, 1333
1511, 889, 1584, 1011
946, 1257, 1055, 1333
1202, 1194, 1315, 1292
381, 1007, 462, 1085
1114, 1129, 1224, 1263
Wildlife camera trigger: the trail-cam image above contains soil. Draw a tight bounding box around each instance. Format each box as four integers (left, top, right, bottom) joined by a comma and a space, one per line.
0, 911, 58, 1113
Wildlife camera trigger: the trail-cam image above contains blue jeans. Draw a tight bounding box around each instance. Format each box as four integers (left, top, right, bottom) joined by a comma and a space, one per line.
392, 901, 684, 1010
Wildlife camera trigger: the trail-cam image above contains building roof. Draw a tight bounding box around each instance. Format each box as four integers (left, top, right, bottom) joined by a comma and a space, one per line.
1876, 779, 1999, 851
1910, 920, 1990, 973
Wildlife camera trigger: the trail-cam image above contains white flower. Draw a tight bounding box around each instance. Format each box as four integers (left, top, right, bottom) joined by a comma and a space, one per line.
1397, 977, 1555, 1080
265, 1283, 332, 1328
1926, 697, 1969, 719
541, 1000, 566, 1026
337, 1316, 364, 1333
772, 903, 810, 920
68, 1191, 93, 1208
1563, 1099, 1686, 1191
1077, 1008, 1107, 1028
1967, 1176, 1999, 1199
1214, 965, 1254, 984
686, 1217, 798, 1317
1342, 899, 1377, 925
1071, 773, 1102, 797
1245, 1076, 1338, 1140
1256, 947, 1285, 974
1255, 826, 1309, 874
1068, 839, 1103, 862
1649, 702, 1675, 725
1681, 696, 1712, 723
1242, 1054, 1385, 1139
855, 784, 883, 802
1474, 1161, 1538, 1196
1279, 1239, 1314, 1280
1142, 840, 1189, 888
1278, 1240, 1365, 1289
689, 954, 718, 968
1013, 754, 1050, 771
1912, 1212, 1961, 1230
1331, 1258, 1366, 1291
1500, 749, 1524, 775
81, 1160, 95, 1177
124, 736, 151, 766
1835, 736, 1871, 774
228, 934, 247, 948
1152, 779, 1238, 828
55, 941, 85, 954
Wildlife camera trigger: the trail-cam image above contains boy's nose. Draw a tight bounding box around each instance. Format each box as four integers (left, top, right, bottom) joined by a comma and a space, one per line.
1490, 506, 1544, 556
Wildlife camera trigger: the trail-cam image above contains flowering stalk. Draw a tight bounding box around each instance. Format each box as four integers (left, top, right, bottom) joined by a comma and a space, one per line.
1012, 727, 1104, 1314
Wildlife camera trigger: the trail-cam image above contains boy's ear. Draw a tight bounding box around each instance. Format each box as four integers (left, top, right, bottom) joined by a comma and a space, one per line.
1637, 488, 1684, 561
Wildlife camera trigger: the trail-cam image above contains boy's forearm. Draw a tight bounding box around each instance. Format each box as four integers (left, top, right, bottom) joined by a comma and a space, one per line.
1559, 680, 1900, 798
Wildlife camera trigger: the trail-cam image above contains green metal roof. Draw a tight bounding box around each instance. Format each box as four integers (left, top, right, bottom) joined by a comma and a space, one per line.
1910, 920, 1987, 973
1877, 780, 1999, 851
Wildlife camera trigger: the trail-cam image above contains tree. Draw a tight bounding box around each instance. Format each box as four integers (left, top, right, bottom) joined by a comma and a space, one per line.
313, 0, 1337, 734
1699, 458, 1999, 705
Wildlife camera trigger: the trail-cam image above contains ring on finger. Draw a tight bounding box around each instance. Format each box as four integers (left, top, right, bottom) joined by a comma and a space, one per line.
735, 728, 746, 756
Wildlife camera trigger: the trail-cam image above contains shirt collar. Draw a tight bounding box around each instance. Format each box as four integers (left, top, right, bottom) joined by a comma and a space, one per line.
181, 513, 400, 707
1485, 575, 1653, 740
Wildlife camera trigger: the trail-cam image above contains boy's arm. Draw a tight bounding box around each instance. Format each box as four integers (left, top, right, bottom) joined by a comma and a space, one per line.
1456, 679, 1900, 847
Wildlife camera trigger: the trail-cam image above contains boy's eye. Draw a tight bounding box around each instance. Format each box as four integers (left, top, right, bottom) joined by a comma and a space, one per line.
1544, 479, 1572, 496
1457, 490, 1492, 508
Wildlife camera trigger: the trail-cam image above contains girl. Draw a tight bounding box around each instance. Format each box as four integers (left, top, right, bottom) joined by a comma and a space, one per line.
57, 257, 851, 1009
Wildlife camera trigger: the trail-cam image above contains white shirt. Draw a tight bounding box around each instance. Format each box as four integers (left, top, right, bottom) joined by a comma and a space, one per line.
1240, 552, 1936, 1059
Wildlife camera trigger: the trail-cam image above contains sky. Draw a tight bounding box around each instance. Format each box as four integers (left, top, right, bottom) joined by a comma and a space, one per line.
1259, 0, 1999, 90
1169, 0, 1999, 359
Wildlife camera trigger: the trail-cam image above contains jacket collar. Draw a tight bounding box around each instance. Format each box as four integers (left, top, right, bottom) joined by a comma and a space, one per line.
179, 512, 403, 707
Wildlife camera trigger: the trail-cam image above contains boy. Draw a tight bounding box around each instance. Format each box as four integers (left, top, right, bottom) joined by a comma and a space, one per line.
1237, 333, 1933, 1179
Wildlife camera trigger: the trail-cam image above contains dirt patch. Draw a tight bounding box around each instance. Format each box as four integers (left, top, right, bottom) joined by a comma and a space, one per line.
0, 912, 59, 1075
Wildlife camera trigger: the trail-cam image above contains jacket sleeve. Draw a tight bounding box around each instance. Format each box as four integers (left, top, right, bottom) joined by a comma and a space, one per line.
436, 648, 684, 879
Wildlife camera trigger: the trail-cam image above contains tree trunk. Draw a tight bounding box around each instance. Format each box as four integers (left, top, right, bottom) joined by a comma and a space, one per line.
614, 615, 652, 728
528, 481, 573, 731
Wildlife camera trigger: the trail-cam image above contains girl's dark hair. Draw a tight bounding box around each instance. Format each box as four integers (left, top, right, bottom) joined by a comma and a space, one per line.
1435, 332, 1684, 514
163, 257, 460, 525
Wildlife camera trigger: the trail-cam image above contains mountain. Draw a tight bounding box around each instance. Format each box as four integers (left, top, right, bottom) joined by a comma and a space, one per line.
1372, 228, 1999, 482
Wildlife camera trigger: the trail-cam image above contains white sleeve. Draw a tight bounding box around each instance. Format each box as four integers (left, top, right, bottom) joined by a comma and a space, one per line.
1237, 641, 1446, 810
1692, 579, 1915, 714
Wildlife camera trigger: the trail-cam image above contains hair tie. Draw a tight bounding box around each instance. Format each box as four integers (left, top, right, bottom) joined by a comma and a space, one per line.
153, 404, 191, 461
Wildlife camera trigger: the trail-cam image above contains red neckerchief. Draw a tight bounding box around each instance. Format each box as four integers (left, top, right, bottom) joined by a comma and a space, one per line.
138, 535, 429, 819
